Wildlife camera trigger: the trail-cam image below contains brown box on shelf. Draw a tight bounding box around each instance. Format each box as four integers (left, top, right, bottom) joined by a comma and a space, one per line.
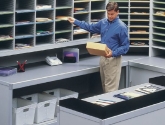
86, 42, 110, 56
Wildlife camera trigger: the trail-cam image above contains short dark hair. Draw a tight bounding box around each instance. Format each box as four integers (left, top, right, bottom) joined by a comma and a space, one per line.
106, 2, 119, 12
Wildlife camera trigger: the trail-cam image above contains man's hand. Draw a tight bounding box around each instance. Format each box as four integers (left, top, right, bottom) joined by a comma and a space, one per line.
104, 48, 112, 58
68, 17, 76, 24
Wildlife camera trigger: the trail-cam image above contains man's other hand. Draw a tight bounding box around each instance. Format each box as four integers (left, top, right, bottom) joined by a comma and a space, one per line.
68, 17, 75, 24
104, 48, 112, 58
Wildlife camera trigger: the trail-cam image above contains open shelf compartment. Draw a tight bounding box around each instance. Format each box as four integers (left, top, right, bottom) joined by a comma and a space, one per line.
15, 37, 34, 50
16, 12, 35, 26
16, 0, 35, 12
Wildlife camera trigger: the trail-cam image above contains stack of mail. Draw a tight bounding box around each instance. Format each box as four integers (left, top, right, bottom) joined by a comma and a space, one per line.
135, 85, 161, 94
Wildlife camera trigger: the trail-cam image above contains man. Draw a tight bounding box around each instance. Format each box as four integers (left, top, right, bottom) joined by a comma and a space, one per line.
68, 2, 129, 93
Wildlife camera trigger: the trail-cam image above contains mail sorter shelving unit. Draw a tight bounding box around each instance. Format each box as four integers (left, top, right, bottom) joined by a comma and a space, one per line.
108, 0, 150, 55
128, 0, 150, 55
55, 0, 72, 43
73, 0, 90, 40
0, 0, 108, 57
90, 0, 106, 38
0, 0, 14, 51
73, 0, 106, 40
150, 0, 165, 57
109, 0, 129, 26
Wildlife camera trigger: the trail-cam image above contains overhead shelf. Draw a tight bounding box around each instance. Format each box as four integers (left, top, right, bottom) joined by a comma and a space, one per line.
153, 14, 165, 17
153, 7, 165, 10
153, 32, 165, 36
119, 13, 129, 15
74, 0, 90, 3
91, 0, 105, 1
129, 32, 149, 34
56, 6, 72, 9
130, 13, 149, 15
55, 30, 72, 34
153, 26, 165, 30
0, 38, 13, 41
153, 20, 165, 23
130, 19, 149, 21
130, 7, 150, 9
15, 22, 35, 26
129, 25, 149, 28
130, 45, 149, 47
153, 39, 165, 43
0, 11, 13, 15
91, 10, 105, 13
130, 38, 149, 40
153, 1, 165, 4
152, 45, 165, 50
111, 1, 128, 2
73, 31, 89, 35
0, 24, 13, 28
130, 1, 150, 2
74, 12, 89, 14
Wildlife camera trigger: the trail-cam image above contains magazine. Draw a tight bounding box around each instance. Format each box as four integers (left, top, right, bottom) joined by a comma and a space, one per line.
114, 92, 141, 100
135, 85, 161, 94
92, 99, 116, 107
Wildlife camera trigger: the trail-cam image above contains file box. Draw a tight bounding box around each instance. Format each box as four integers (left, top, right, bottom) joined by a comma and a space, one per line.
22, 93, 57, 123
12, 98, 37, 125
44, 88, 78, 116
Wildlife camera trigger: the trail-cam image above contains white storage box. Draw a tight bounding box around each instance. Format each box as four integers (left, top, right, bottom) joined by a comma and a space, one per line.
44, 88, 78, 116
22, 93, 57, 123
12, 98, 37, 125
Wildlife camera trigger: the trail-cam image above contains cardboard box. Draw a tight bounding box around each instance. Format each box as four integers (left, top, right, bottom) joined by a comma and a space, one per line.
86, 42, 110, 56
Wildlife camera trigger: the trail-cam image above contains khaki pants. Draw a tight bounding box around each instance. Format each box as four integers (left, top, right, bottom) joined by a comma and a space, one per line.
99, 56, 122, 93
